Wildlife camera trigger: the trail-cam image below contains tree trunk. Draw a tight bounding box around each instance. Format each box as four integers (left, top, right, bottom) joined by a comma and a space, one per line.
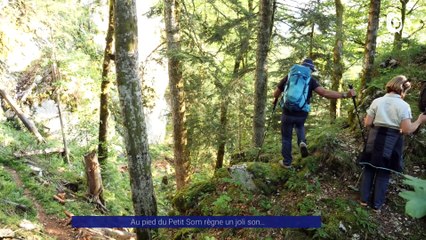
51, 60, 70, 164
98, 0, 115, 164
393, 0, 408, 51
330, 0, 344, 121
361, 0, 381, 91
55, 92, 70, 164
309, 22, 315, 59
0, 89, 45, 143
84, 150, 104, 205
216, 0, 254, 169
215, 100, 228, 169
253, 0, 275, 147
164, 0, 189, 190
114, 0, 157, 239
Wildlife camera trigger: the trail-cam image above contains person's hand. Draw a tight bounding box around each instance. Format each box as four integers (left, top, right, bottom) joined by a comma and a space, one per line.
273, 97, 277, 105
418, 113, 426, 125
348, 89, 356, 98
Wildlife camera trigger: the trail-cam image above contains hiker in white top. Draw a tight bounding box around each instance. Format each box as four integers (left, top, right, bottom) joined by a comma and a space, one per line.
358, 75, 426, 212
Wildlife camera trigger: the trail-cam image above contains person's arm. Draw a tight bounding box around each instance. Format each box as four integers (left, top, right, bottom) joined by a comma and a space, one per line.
314, 86, 356, 99
273, 87, 282, 99
364, 115, 374, 127
400, 114, 426, 134
273, 76, 287, 102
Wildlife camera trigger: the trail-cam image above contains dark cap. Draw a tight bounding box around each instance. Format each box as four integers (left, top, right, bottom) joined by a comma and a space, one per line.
301, 58, 316, 72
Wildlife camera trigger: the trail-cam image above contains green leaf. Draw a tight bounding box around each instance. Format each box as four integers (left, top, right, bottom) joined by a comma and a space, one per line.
399, 190, 426, 218
402, 174, 426, 192
399, 174, 426, 218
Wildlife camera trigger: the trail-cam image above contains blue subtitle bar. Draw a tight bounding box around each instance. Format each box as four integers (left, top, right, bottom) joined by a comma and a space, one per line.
72, 216, 321, 228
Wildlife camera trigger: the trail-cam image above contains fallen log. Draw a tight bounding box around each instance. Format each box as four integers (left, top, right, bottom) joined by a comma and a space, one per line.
13, 147, 65, 158
53, 194, 65, 204
101, 228, 136, 240
0, 88, 45, 143
85, 228, 136, 240
64, 210, 74, 218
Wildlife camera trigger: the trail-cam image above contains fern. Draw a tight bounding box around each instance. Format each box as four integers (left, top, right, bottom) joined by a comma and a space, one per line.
399, 174, 426, 218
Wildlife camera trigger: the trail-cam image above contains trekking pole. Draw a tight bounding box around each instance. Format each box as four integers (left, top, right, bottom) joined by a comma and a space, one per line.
349, 84, 366, 143
255, 98, 278, 161
348, 84, 365, 191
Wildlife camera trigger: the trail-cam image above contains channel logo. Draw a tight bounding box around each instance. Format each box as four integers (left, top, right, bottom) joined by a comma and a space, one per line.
386, 13, 403, 33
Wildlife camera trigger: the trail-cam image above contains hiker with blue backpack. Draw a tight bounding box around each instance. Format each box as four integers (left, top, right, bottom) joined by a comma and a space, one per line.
273, 58, 356, 168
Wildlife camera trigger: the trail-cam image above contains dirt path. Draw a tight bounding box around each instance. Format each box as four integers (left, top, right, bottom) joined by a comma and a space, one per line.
4, 166, 76, 240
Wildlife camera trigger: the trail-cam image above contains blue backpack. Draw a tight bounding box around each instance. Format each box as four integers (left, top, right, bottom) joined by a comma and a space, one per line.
280, 64, 312, 112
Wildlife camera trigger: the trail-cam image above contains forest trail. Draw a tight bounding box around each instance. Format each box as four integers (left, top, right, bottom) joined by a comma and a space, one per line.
4, 165, 76, 240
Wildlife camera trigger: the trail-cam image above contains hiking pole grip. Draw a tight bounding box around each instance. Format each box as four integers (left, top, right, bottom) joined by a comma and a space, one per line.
348, 84, 366, 143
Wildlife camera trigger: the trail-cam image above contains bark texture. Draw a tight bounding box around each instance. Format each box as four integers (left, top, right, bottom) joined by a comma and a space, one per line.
330, 0, 344, 120
361, 0, 381, 91
253, 0, 275, 147
98, 0, 115, 164
114, 0, 157, 239
164, 0, 189, 189
84, 150, 104, 205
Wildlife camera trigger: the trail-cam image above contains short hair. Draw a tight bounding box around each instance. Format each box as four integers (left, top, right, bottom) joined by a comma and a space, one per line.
385, 75, 411, 95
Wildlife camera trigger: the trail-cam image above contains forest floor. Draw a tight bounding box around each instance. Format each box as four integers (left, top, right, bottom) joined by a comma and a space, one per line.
318, 173, 424, 239
3, 166, 76, 240
0, 124, 426, 240
1, 161, 138, 240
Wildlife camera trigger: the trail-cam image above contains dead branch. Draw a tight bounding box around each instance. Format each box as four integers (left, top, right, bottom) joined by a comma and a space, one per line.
64, 210, 74, 218
53, 194, 65, 204
84, 228, 136, 240
0, 88, 45, 143
407, 21, 425, 39
13, 147, 65, 158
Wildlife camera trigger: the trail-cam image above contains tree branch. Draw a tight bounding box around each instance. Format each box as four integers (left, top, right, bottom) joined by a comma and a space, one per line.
407, 0, 420, 15
407, 21, 425, 39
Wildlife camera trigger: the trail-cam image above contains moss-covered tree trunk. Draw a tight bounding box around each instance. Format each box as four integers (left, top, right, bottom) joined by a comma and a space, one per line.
114, 0, 157, 239
361, 0, 381, 92
330, 0, 344, 121
253, 0, 275, 148
98, 0, 114, 164
164, 0, 189, 190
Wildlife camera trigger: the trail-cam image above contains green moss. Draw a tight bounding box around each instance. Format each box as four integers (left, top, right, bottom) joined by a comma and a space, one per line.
172, 181, 216, 214
173, 228, 203, 240
246, 162, 291, 195
315, 198, 378, 239
213, 168, 231, 180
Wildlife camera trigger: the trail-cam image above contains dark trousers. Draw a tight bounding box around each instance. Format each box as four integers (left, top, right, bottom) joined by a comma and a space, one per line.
360, 165, 391, 209
281, 114, 307, 165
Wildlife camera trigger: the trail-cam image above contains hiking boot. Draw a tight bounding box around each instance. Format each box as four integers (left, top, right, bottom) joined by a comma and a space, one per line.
359, 201, 368, 207
279, 160, 292, 169
372, 207, 381, 213
300, 142, 308, 158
